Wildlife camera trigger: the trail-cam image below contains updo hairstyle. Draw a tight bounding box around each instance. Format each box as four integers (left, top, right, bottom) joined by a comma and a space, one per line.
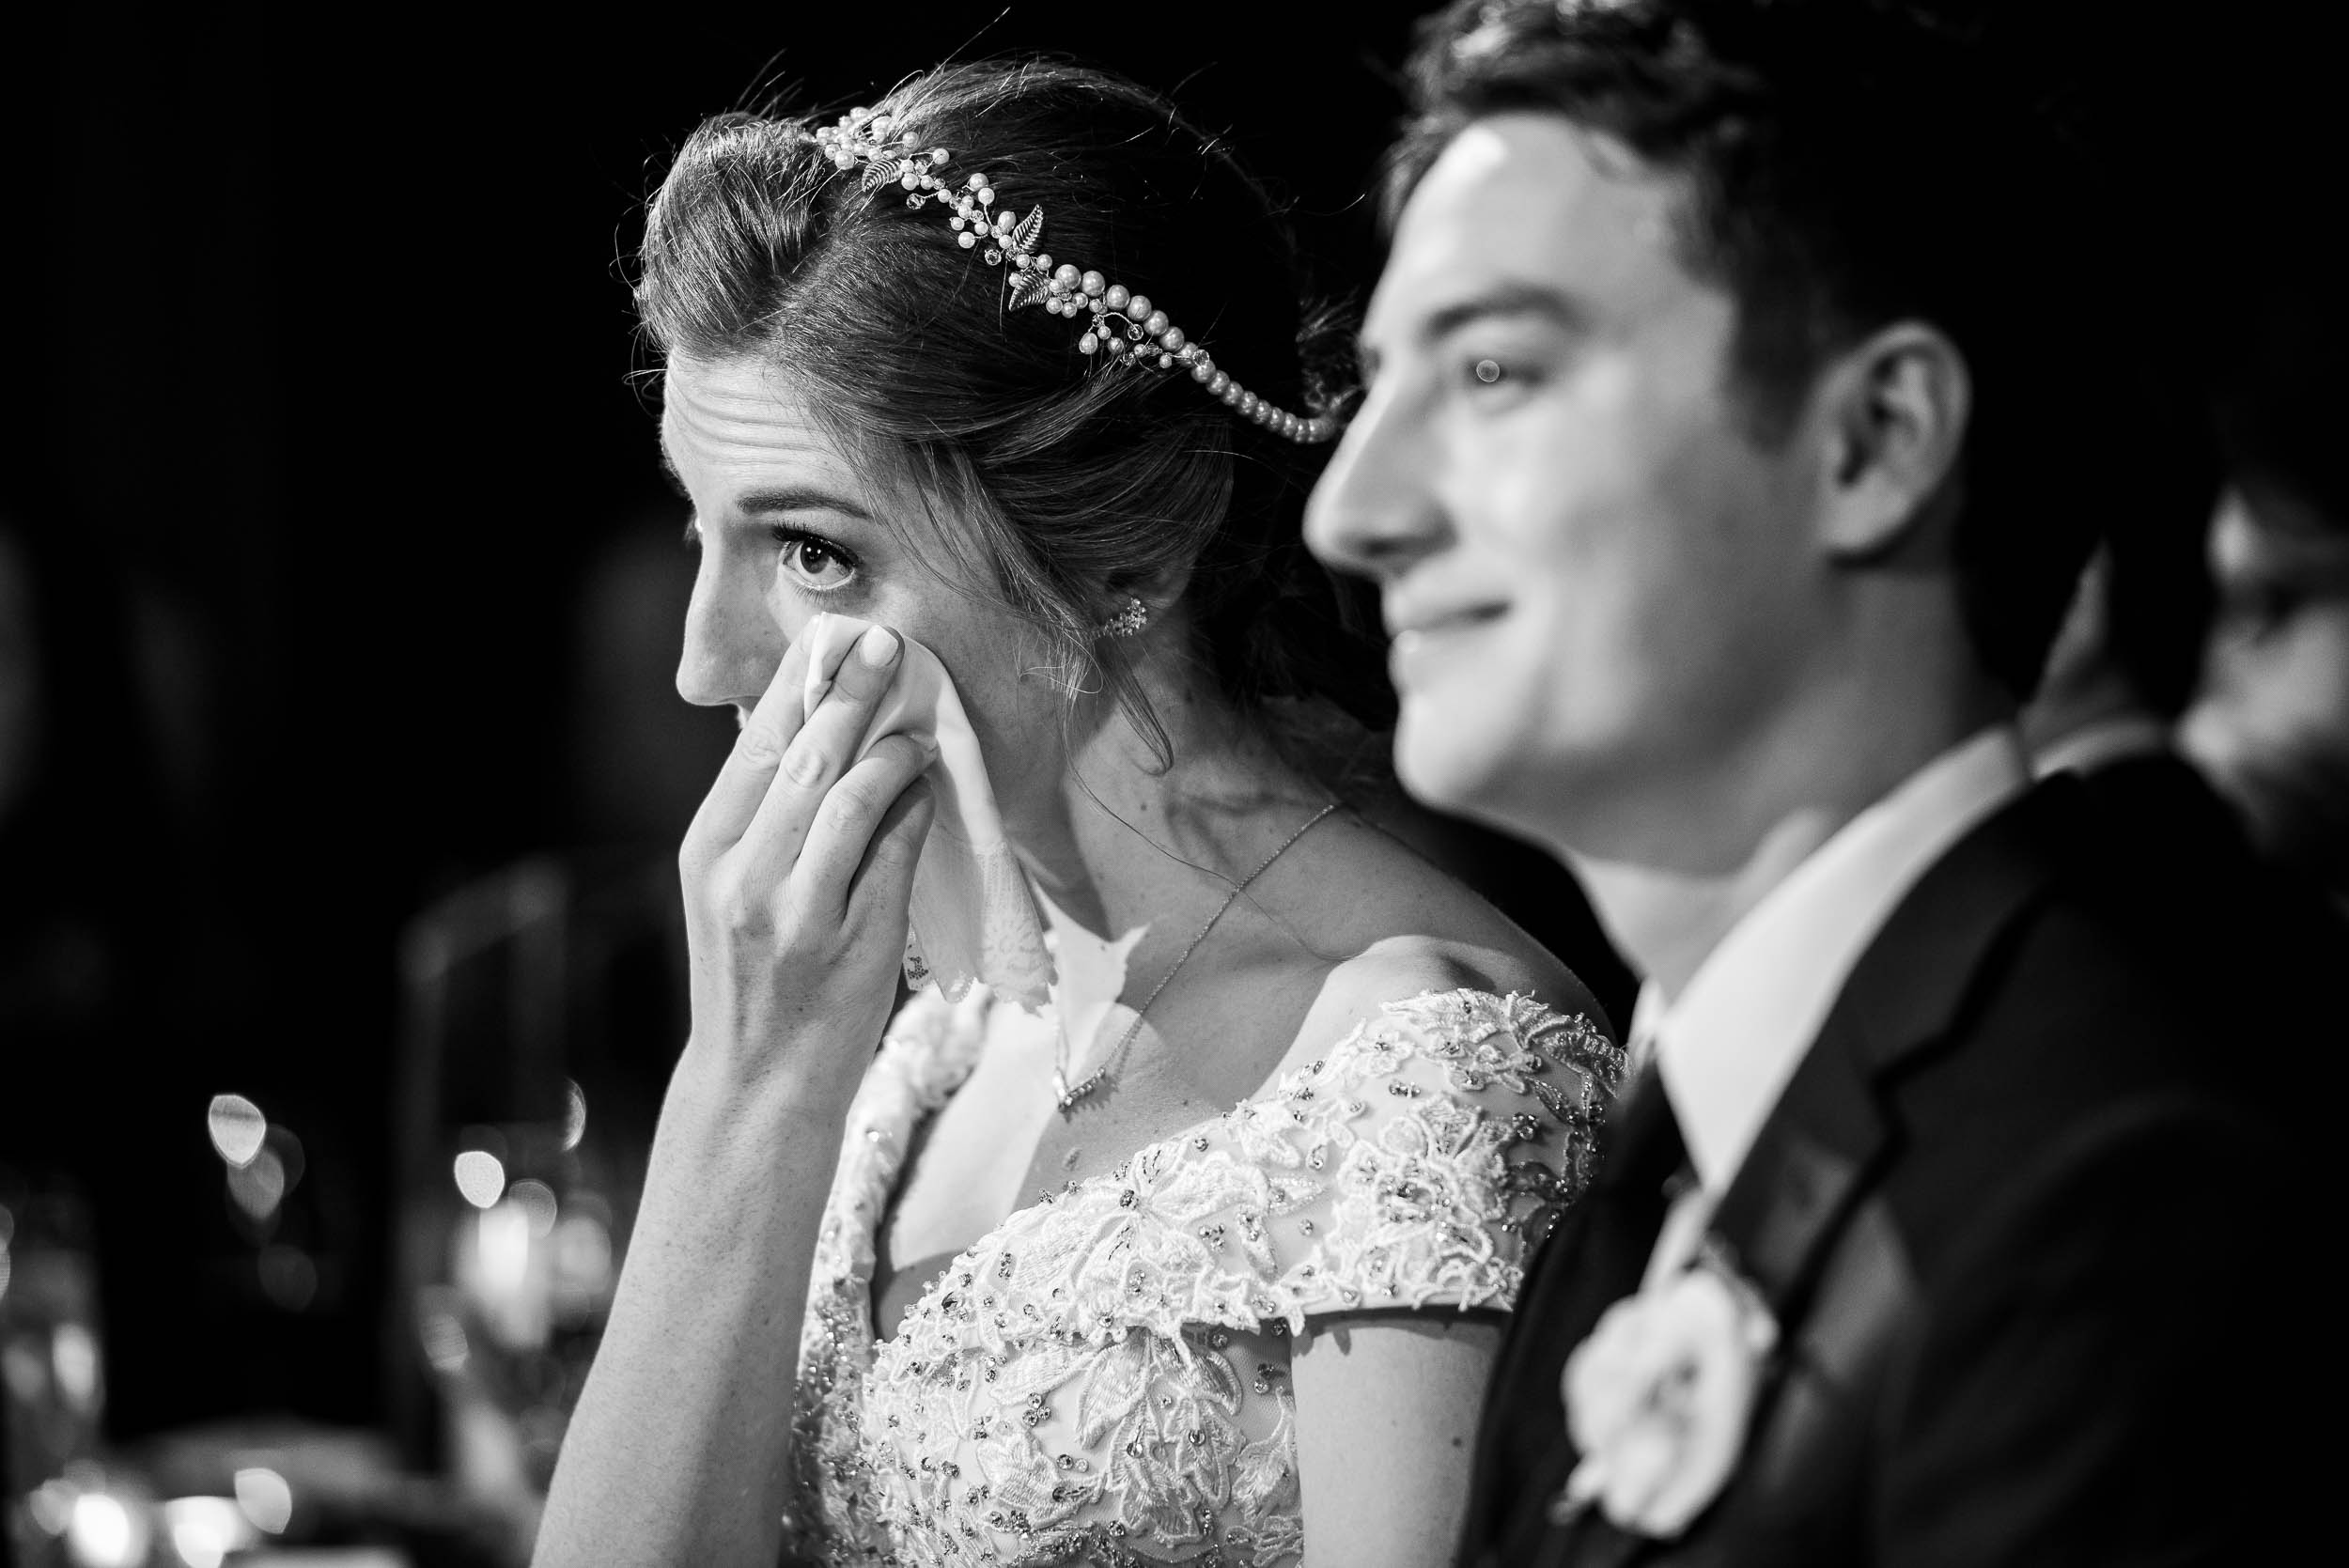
635, 60, 1388, 769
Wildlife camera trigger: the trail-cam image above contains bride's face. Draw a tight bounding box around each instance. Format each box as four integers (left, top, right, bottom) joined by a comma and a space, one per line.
661, 354, 1070, 794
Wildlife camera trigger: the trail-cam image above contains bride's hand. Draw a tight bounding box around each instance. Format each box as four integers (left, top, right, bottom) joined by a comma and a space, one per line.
677, 622, 938, 1109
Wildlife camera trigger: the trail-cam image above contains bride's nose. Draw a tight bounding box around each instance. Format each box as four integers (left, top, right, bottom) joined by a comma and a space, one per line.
677, 542, 785, 710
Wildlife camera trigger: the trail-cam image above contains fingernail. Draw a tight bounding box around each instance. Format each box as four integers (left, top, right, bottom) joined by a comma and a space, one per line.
858, 626, 900, 669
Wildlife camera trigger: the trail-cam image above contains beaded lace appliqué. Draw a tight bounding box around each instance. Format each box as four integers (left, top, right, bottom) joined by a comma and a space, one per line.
783, 986, 1621, 1567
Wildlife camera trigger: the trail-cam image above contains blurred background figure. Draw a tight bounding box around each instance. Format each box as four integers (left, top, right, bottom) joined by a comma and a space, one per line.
2022, 0, 2349, 921
2018, 429, 2217, 785
2182, 251, 2349, 908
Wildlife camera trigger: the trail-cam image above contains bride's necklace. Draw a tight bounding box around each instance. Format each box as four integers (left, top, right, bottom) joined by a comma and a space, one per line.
1050, 801, 1338, 1113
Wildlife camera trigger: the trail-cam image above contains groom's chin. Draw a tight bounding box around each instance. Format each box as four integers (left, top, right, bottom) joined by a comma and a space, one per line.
1395, 706, 1657, 864
1393, 707, 1545, 840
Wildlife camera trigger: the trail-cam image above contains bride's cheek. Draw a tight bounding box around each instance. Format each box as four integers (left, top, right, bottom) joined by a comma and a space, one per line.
766, 569, 824, 635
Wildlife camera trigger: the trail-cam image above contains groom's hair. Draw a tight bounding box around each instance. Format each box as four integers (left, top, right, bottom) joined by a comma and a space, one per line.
1387, 0, 2178, 704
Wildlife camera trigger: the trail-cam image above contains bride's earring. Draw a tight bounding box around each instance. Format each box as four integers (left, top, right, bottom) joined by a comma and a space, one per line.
1096, 596, 1149, 639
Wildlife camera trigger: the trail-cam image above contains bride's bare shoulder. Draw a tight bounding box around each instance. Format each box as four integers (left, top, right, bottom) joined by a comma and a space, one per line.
1277, 810, 1606, 1047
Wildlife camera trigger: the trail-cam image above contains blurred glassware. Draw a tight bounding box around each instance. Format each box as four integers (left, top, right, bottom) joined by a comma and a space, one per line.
2, 1173, 110, 1568
390, 851, 688, 1560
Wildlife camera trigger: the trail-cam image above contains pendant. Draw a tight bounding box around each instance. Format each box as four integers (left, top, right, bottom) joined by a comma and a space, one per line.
1053, 1069, 1102, 1112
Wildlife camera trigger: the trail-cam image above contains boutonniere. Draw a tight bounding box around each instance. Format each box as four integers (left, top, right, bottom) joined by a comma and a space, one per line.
1550, 1244, 1780, 1538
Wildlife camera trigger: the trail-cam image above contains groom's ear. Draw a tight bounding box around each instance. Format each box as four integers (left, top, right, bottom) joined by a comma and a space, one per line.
1811, 320, 1971, 564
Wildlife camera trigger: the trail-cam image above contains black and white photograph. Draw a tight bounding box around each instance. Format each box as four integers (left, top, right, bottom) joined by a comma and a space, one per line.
3, 3, 2340, 1565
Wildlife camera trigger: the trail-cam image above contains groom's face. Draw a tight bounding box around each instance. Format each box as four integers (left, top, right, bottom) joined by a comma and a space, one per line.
1307, 115, 1824, 861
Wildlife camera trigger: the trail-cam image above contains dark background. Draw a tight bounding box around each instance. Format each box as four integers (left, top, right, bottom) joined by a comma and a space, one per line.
0, 0, 1435, 1442
8, 0, 2331, 1464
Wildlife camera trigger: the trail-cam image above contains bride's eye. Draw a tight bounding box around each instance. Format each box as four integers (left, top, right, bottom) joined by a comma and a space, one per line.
773, 527, 861, 594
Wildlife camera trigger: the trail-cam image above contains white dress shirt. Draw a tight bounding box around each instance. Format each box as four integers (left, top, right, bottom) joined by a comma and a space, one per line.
2030, 712, 2172, 780
1637, 727, 2033, 1209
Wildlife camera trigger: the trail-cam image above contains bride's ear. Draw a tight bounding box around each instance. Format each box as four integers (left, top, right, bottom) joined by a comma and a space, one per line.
1812, 320, 1971, 564
1097, 564, 1191, 628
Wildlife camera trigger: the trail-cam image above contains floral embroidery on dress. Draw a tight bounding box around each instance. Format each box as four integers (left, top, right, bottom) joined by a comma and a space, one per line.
782, 986, 1620, 1567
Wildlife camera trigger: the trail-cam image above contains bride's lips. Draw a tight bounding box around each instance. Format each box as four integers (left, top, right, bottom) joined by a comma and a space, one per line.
1388, 602, 1507, 690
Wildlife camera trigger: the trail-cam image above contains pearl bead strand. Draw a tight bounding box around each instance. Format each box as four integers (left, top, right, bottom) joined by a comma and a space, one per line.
811, 107, 1339, 444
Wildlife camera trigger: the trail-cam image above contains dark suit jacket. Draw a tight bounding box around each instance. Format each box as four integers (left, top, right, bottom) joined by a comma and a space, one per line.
2075, 753, 2345, 1080
1459, 773, 2327, 1567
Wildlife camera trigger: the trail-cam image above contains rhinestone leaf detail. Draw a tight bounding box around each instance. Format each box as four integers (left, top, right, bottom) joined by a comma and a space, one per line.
810, 107, 1338, 444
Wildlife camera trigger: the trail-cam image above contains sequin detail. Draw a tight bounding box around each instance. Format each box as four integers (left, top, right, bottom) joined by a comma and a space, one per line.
782, 986, 1618, 1565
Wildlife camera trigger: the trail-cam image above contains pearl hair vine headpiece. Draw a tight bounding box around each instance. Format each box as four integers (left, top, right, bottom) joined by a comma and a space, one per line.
810, 106, 1341, 444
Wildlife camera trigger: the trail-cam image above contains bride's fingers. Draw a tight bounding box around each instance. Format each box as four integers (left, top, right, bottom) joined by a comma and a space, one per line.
844, 772, 936, 939
786, 733, 938, 918
737, 625, 905, 878
681, 636, 817, 868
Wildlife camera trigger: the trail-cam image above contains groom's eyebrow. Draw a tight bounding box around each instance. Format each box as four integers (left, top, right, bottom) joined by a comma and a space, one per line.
1358, 281, 1592, 382
1422, 282, 1590, 346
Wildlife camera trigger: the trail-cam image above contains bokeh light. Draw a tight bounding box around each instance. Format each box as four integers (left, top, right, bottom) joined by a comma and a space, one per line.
552, 1200, 615, 1317
206, 1094, 267, 1168
161, 1496, 255, 1568
257, 1244, 319, 1311
2, 1336, 44, 1404
509, 1177, 559, 1238
53, 1322, 101, 1412
417, 1292, 471, 1374
233, 1467, 293, 1534
561, 1079, 588, 1151
226, 1147, 287, 1221
66, 1488, 146, 1568
29, 1477, 72, 1536
452, 1149, 506, 1209
477, 1199, 531, 1299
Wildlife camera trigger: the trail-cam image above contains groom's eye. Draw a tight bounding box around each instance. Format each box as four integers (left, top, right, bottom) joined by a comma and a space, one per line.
1459, 350, 1540, 401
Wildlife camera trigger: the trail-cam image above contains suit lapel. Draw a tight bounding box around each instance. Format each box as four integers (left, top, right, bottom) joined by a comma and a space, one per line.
1470, 780, 2082, 1568
1712, 777, 2071, 1337
1578, 783, 2070, 1568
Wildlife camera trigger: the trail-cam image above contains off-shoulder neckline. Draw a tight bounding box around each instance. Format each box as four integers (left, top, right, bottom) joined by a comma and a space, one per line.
848, 985, 1598, 1350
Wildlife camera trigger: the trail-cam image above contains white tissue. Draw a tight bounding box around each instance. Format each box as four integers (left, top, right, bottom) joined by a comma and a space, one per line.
797, 613, 1054, 1010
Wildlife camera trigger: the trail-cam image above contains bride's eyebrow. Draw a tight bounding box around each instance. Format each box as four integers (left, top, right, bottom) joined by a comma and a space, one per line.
737, 487, 875, 521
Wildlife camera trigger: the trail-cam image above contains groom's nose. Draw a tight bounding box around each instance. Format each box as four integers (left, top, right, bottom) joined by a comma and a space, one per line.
1304, 377, 1450, 585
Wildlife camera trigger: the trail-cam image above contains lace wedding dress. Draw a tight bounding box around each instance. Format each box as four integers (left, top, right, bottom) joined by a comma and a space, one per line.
781, 984, 1621, 1567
